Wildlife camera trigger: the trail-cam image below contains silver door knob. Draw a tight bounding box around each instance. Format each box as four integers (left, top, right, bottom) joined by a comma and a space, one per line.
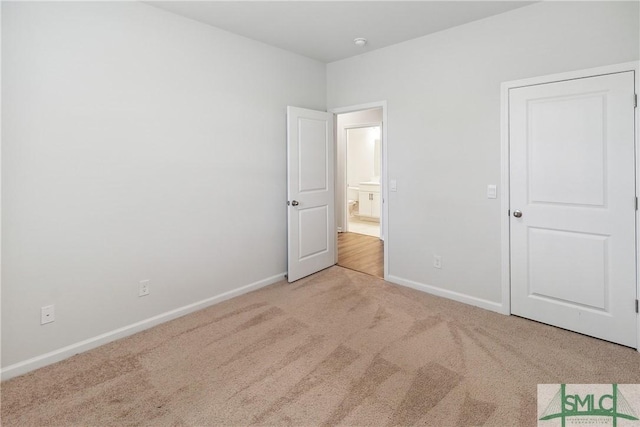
513, 210, 522, 218
291, 200, 299, 206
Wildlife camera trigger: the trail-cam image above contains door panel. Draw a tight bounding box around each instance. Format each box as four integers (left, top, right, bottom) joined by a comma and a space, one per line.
372, 193, 381, 219
299, 206, 329, 259
359, 191, 372, 217
510, 71, 637, 347
287, 106, 335, 282
298, 117, 329, 192
528, 94, 606, 206
528, 228, 608, 310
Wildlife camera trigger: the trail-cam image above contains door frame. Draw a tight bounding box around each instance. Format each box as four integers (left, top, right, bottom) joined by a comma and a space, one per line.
500, 61, 640, 350
330, 101, 388, 280
343, 122, 383, 234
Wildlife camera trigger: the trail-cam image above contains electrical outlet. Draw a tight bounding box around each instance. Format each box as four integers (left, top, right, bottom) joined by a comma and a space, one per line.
139, 280, 150, 297
433, 255, 442, 269
41, 305, 55, 325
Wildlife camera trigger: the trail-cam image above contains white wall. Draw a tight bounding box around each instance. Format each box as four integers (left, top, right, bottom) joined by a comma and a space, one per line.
1, 2, 325, 372
336, 109, 382, 231
347, 127, 378, 187
327, 1, 640, 309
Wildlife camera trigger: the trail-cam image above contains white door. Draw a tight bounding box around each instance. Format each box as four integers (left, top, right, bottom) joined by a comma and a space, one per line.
510, 71, 637, 347
287, 106, 335, 282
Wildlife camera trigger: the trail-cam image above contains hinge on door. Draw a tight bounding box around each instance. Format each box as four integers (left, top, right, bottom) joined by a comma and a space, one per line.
508, 209, 511, 216
636, 197, 638, 211
635, 94, 638, 108
636, 299, 639, 314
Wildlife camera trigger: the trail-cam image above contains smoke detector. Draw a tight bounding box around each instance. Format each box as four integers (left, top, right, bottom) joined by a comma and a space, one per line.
354, 38, 368, 47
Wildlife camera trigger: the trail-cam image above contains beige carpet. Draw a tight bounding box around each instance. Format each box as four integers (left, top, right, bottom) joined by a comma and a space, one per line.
2, 266, 639, 426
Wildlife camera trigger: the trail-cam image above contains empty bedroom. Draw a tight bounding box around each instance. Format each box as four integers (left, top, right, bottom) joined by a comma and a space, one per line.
2, 1, 640, 426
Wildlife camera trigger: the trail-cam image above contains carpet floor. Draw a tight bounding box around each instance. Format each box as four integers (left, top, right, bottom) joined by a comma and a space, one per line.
2, 266, 639, 426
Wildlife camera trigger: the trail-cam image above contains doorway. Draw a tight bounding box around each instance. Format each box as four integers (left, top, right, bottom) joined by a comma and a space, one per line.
285, 102, 387, 283
333, 105, 386, 279
502, 63, 639, 348
345, 125, 381, 237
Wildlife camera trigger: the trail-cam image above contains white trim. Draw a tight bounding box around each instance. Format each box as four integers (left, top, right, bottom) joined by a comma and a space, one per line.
330, 101, 389, 280
331, 101, 387, 116
387, 275, 504, 314
0, 272, 286, 380
0, 2, 4, 373
499, 77, 511, 316
634, 63, 640, 352
502, 61, 640, 90
500, 61, 640, 349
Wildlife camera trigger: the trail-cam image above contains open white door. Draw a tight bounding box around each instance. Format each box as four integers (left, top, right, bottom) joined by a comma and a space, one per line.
287, 106, 335, 282
510, 71, 637, 347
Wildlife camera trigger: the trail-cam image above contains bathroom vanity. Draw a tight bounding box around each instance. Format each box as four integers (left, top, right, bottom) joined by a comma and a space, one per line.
358, 182, 380, 220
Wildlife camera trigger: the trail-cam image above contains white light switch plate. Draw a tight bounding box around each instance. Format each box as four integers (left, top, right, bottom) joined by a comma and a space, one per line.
390, 179, 397, 192
487, 185, 497, 199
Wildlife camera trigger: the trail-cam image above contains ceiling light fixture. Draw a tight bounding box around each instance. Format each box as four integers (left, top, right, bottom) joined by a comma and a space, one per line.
354, 38, 368, 47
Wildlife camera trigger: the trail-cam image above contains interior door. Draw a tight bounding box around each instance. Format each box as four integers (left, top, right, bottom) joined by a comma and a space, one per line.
510, 71, 637, 347
287, 106, 335, 282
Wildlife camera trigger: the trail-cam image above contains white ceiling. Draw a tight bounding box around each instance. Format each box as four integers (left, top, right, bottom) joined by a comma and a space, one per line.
146, 1, 536, 63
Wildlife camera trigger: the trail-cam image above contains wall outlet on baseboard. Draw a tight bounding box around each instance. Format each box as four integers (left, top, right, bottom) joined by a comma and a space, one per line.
139, 280, 150, 297
41, 305, 55, 325
433, 255, 442, 269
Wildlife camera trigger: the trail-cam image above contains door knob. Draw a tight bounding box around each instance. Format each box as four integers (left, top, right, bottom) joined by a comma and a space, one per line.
291, 200, 299, 206
513, 210, 522, 218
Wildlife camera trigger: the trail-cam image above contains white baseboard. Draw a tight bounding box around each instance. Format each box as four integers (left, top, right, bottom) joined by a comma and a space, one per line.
1, 272, 286, 381
386, 275, 504, 314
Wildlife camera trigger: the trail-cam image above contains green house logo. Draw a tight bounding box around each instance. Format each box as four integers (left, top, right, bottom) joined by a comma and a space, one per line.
539, 384, 639, 427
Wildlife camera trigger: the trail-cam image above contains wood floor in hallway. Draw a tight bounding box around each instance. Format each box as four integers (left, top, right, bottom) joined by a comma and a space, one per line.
337, 232, 384, 278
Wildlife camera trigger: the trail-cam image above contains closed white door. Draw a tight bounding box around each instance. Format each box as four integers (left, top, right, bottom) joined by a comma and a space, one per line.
510, 71, 637, 347
287, 106, 335, 282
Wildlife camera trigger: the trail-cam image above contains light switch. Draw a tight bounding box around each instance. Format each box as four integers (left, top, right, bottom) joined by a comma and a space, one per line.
487, 185, 497, 199
390, 179, 397, 192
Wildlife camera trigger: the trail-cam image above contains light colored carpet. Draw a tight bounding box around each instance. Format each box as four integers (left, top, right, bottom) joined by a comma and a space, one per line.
2, 266, 639, 426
